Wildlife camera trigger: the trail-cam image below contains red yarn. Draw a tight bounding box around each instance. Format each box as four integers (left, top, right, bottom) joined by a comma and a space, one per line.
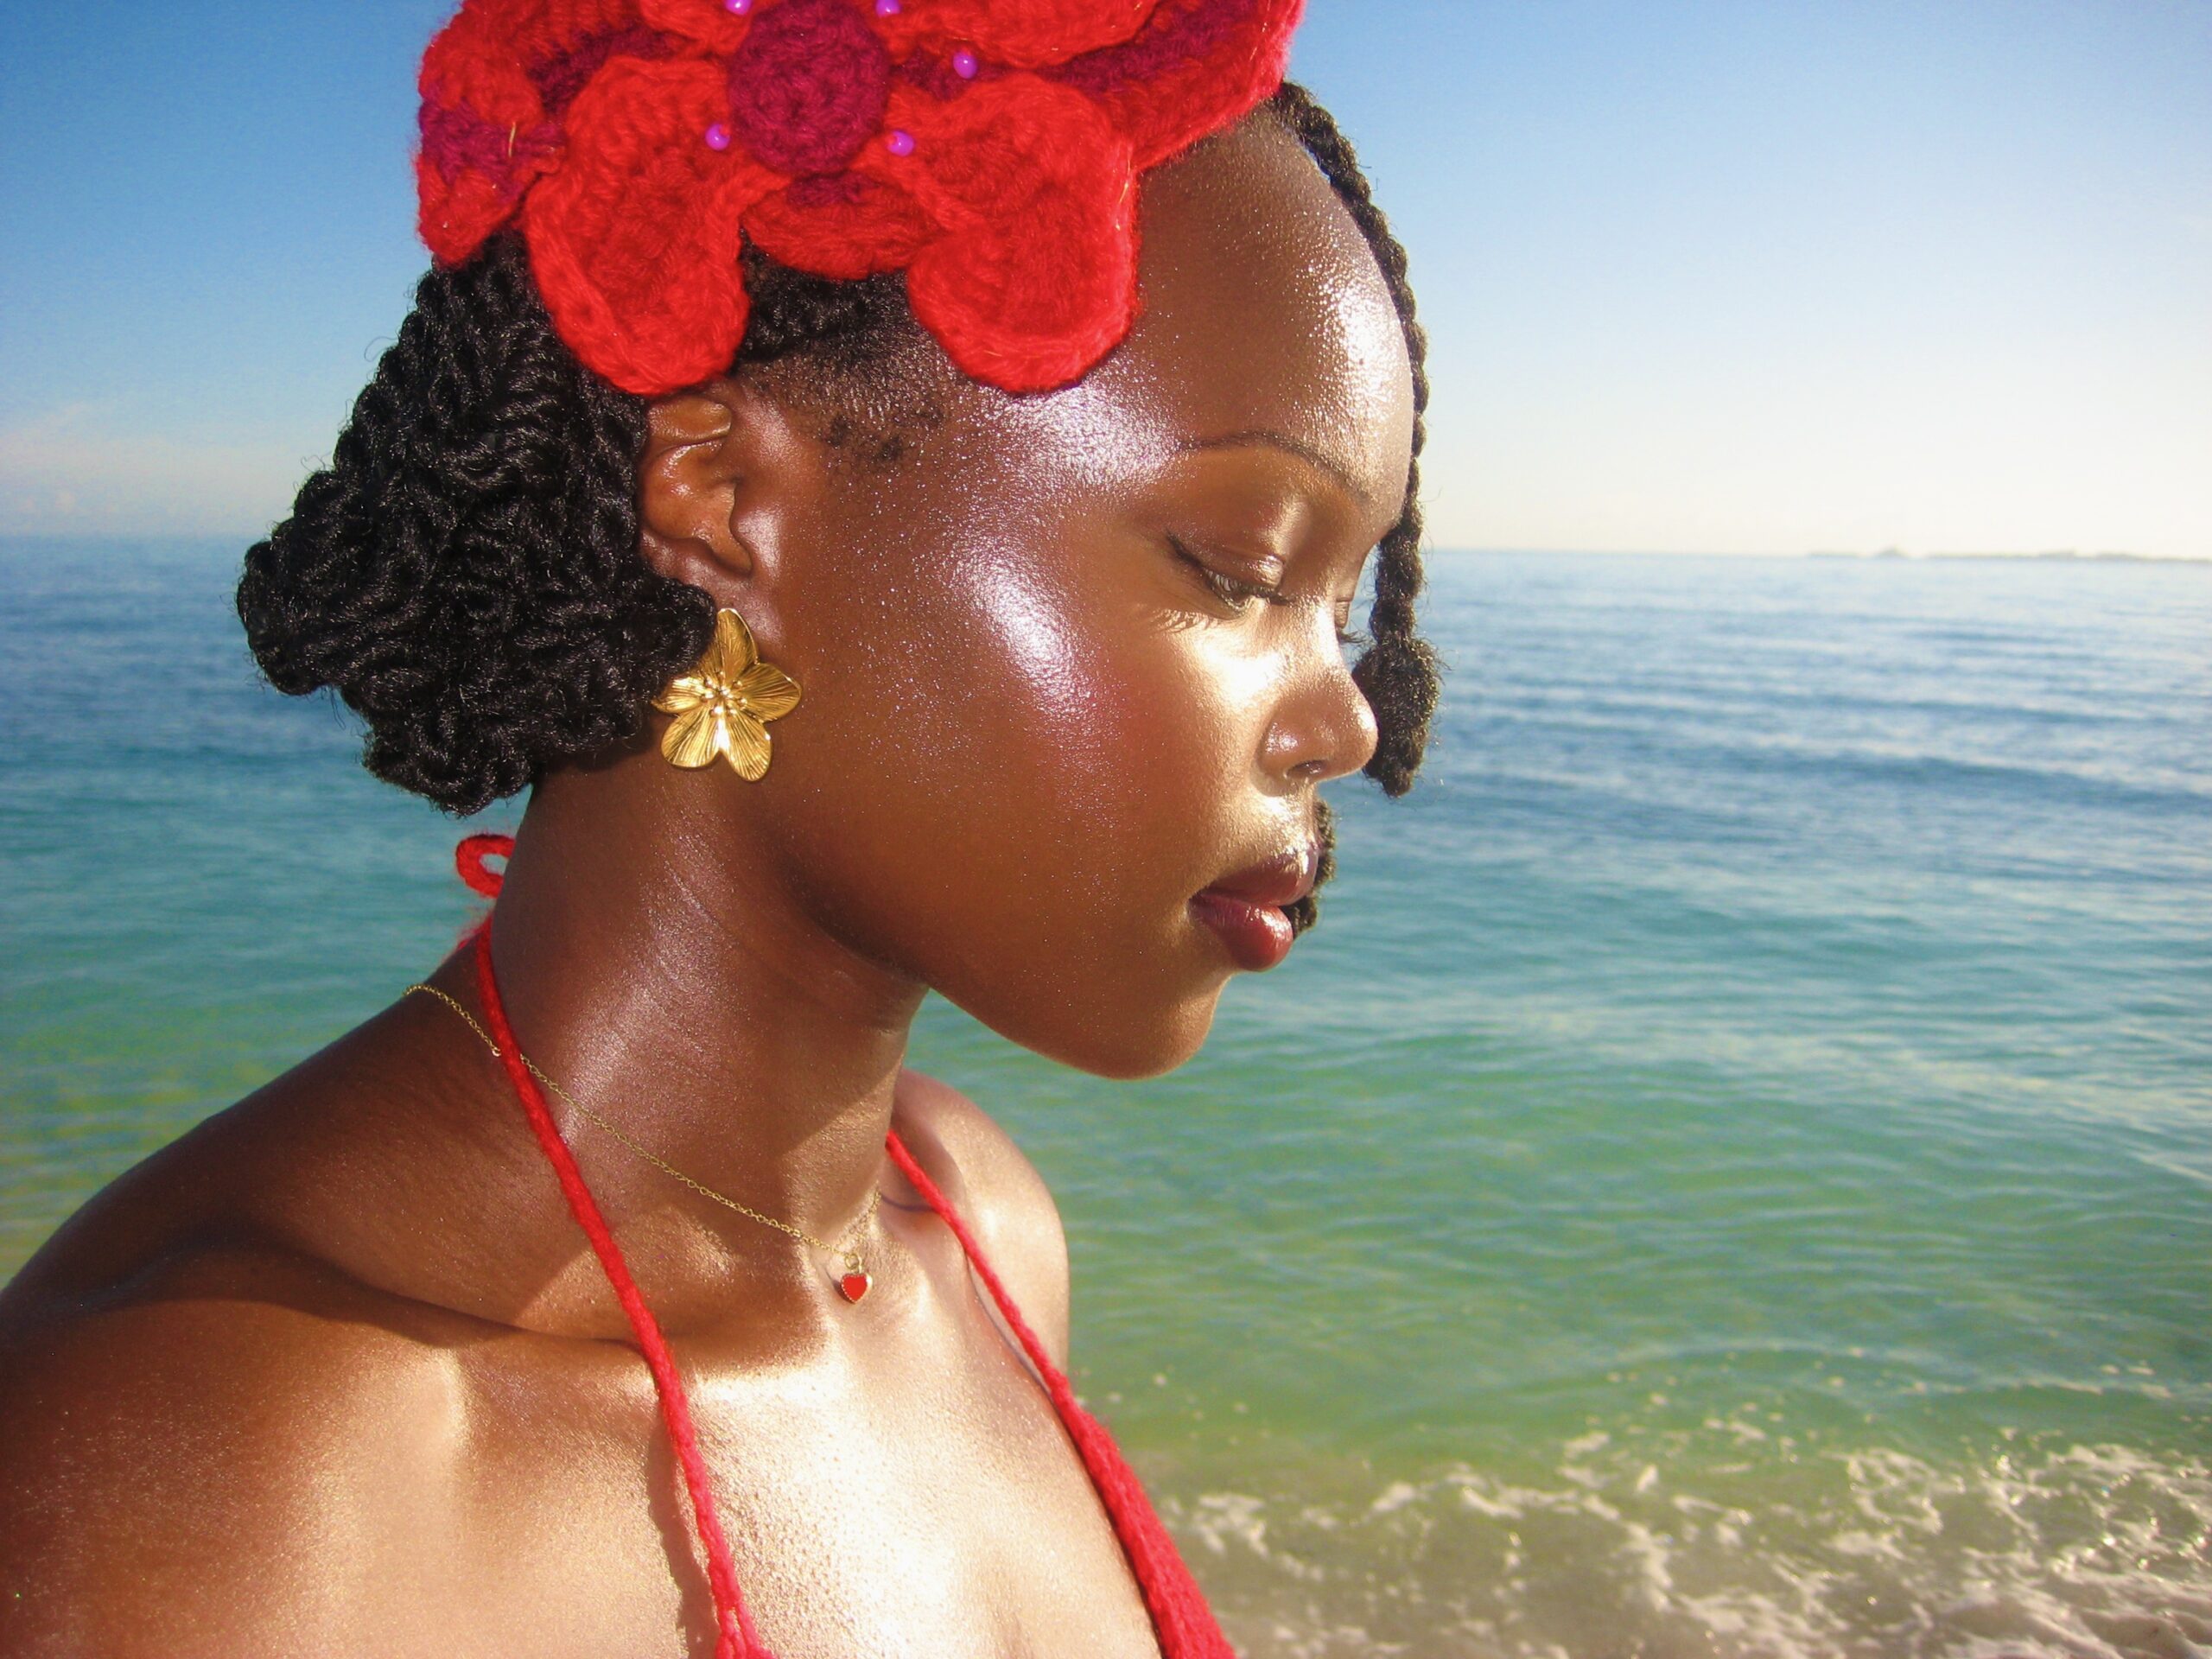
521, 55, 780, 395
455, 835, 767, 1659
743, 170, 933, 281
888, 74, 1139, 390
882, 1131, 1239, 1658
454, 831, 512, 896
642, 0, 753, 57
414, 0, 1306, 395
1056, 0, 1305, 171
872, 0, 1170, 71
724, 0, 891, 177
442, 833, 1235, 1654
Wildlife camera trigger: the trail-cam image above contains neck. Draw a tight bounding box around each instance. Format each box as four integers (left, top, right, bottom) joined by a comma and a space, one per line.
457, 747, 929, 1330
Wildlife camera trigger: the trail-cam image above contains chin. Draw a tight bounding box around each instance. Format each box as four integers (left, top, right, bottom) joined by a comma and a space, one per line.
964, 978, 1226, 1082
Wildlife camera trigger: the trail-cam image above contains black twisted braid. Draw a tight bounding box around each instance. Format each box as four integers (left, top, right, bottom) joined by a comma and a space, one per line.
1266, 81, 1445, 938
239, 82, 1444, 853
1266, 82, 1442, 798
237, 241, 910, 815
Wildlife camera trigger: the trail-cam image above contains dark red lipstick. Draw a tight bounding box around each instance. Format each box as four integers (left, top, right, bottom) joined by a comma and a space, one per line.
1190, 841, 1318, 971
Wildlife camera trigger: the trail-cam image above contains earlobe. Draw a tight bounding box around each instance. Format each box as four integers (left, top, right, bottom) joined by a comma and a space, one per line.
637, 379, 753, 590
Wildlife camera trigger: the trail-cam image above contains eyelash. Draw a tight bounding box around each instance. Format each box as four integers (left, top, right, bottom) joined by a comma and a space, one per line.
1168, 537, 1370, 648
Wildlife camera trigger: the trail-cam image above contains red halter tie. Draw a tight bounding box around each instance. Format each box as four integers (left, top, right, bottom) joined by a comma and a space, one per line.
445, 831, 1236, 1657
454, 833, 763, 1657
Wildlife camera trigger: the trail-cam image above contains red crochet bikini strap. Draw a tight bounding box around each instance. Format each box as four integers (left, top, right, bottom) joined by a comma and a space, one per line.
451, 834, 1230, 1658
882, 1129, 1236, 1659
454, 835, 767, 1659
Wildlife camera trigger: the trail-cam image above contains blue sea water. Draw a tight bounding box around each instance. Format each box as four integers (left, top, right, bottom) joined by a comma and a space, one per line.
3, 539, 2208, 1656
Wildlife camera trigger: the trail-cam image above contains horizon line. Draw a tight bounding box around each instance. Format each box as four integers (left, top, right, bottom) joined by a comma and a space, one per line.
1, 534, 2206, 566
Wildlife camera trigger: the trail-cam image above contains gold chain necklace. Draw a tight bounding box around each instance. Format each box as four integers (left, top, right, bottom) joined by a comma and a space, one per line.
404, 983, 883, 1302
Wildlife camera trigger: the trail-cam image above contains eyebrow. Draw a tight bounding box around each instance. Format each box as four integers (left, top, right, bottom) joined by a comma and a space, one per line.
1173, 429, 1378, 512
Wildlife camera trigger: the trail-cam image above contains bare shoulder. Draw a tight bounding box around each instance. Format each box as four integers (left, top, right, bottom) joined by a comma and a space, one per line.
0, 1229, 465, 1656
893, 1068, 1072, 1371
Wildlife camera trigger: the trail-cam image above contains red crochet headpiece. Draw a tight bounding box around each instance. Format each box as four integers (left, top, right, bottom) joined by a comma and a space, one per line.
416, 0, 1306, 397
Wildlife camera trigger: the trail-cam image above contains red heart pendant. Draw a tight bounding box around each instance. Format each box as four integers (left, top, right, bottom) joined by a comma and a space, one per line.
838, 1269, 872, 1304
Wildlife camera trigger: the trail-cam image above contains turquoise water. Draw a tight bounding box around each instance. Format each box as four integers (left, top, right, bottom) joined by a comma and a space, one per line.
4, 540, 2208, 1655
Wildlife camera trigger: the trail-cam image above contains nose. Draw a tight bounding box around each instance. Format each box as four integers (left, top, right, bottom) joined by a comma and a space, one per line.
1262, 605, 1380, 787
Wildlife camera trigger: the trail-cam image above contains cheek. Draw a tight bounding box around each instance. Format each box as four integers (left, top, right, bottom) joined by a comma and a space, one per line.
770, 540, 1259, 1073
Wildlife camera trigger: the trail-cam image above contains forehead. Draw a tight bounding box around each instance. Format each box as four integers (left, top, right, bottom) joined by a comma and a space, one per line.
968, 109, 1415, 530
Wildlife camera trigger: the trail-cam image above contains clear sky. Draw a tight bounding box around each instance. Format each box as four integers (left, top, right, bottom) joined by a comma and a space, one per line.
2, 1, 2206, 556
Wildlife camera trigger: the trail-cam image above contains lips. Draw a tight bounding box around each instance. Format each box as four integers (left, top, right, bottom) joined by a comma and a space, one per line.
1189, 840, 1319, 971
1197, 842, 1319, 909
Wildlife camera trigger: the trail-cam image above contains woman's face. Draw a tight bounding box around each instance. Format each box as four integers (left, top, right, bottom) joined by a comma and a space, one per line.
671, 109, 1414, 1079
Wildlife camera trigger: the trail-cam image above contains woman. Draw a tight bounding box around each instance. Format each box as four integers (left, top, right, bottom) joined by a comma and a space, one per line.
0, 1, 1439, 1652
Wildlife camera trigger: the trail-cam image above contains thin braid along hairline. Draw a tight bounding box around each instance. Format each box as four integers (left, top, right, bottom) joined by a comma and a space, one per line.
1266, 82, 1440, 781
1262, 81, 1443, 938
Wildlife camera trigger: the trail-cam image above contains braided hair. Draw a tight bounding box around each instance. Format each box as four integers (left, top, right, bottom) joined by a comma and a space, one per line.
1261, 82, 1441, 935
239, 82, 1443, 928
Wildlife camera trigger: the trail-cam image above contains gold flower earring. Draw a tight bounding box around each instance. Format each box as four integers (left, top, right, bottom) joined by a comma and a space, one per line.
651, 608, 802, 780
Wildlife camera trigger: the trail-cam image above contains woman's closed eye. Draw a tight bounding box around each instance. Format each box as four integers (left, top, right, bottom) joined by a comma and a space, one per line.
1166, 536, 1370, 647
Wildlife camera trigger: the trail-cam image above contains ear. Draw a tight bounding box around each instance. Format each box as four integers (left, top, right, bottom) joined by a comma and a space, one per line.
636, 374, 813, 603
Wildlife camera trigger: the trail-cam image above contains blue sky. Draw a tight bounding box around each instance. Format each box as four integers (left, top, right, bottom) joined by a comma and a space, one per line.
2, 1, 2206, 556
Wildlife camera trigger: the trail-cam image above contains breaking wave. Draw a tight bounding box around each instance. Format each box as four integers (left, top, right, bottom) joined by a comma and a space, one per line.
1165, 1429, 2211, 1658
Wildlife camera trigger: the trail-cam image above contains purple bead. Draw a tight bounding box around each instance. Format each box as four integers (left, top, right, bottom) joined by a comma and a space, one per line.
874, 0, 900, 14
703, 122, 733, 151
723, 0, 752, 12
952, 47, 979, 79
884, 128, 915, 157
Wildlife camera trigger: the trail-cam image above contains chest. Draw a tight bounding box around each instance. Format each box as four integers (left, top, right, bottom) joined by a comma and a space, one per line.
354, 1304, 1166, 1658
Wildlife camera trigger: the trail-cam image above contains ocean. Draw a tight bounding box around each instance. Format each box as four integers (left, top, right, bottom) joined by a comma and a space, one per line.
3, 539, 2207, 1656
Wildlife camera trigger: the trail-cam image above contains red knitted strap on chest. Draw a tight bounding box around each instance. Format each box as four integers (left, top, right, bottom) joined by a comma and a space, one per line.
882, 1130, 1237, 1659
456, 835, 767, 1659
451, 832, 1230, 1658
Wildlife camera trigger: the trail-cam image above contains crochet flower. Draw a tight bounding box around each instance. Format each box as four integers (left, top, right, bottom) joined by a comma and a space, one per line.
651, 609, 802, 779
416, 0, 1303, 396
